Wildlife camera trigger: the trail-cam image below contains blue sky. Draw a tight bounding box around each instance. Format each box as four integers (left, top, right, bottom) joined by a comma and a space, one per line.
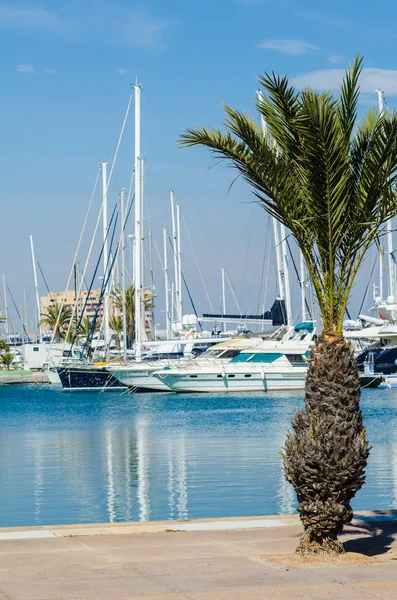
1, 0, 396, 332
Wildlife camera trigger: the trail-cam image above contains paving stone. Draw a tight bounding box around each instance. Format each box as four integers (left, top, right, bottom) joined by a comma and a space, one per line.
0, 522, 397, 599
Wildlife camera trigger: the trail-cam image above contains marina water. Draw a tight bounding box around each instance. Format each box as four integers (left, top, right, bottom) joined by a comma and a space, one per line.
0, 386, 396, 527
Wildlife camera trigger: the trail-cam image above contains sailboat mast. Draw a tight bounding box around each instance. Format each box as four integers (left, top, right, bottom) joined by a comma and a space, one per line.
148, 225, 155, 340
176, 203, 183, 324
256, 90, 285, 302
376, 89, 395, 302
134, 82, 143, 362
299, 252, 306, 321
163, 228, 170, 339
273, 220, 284, 300
170, 190, 179, 327
280, 224, 292, 326
101, 161, 110, 352
23, 289, 28, 340
379, 249, 383, 299
120, 188, 128, 362
2, 274, 8, 338
140, 157, 146, 340
221, 268, 226, 332
29, 235, 42, 342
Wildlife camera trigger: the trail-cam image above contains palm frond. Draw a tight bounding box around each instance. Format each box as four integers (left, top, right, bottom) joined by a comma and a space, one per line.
337, 54, 362, 140
180, 55, 397, 331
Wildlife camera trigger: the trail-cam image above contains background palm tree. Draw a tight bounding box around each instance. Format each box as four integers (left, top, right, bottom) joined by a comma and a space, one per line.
40, 302, 73, 344
1, 352, 13, 370
180, 56, 397, 555
109, 313, 122, 350
75, 316, 98, 339
111, 284, 153, 344
0, 340, 12, 370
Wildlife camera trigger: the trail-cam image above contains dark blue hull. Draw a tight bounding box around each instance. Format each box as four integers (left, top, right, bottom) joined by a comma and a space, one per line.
57, 366, 126, 390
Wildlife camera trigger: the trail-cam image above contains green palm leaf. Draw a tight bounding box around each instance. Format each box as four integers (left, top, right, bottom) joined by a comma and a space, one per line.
180, 54, 397, 332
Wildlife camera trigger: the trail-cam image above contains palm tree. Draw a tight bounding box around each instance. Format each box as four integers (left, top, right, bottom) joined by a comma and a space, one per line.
1, 352, 13, 370
109, 313, 122, 350
180, 56, 397, 556
0, 340, 9, 353
0, 340, 12, 370
75, 316, 98, 339
111, 284, 153, 344
40, 302, 73, 344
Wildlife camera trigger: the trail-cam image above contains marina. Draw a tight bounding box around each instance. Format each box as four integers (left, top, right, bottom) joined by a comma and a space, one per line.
2, 0, 397, 595
1, 385, 397, 528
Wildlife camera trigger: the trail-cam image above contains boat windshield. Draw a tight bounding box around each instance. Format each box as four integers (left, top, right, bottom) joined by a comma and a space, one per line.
285, 354, 307, 365
231, 352, 282, 363
200, 349, 224, 358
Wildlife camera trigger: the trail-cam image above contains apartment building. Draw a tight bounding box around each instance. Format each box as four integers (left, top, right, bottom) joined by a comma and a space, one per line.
40, 289, 103, 320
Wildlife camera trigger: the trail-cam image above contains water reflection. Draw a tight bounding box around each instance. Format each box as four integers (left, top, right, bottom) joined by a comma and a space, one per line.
0, 387, 396, 526
137, 416, 150, 522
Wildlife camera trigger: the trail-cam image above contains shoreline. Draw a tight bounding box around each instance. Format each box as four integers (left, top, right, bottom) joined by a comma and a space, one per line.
0, 509, 396, 540
0, 371, 48, 385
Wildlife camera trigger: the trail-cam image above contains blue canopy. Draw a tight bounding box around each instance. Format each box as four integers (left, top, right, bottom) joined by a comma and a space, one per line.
294, 321, 314, 333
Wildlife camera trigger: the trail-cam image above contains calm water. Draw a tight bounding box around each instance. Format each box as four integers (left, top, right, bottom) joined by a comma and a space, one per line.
0, 385, 396, 527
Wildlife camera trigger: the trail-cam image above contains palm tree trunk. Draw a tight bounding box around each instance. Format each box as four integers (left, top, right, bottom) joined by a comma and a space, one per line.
283, 332, 370, 556
127, 317, 135, 345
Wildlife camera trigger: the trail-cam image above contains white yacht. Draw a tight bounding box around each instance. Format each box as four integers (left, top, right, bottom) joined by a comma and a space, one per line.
108, 335, 263, 392
152, 322, 315, 393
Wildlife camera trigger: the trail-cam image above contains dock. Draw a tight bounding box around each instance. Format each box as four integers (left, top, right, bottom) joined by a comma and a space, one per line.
0, 370, 48, 385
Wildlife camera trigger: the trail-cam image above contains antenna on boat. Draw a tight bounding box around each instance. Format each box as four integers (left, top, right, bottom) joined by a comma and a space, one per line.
134, 81, 143, 361
29, 235, 42, 343
376, 89, 396, 304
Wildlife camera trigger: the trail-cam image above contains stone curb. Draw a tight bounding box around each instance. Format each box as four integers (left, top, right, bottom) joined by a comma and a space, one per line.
0, 510, 396, 540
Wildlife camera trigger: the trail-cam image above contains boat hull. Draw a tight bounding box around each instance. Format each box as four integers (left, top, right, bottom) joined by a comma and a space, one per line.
155, 370, 306, 393
110, 367, 171, 391
57, 367, 126, 390
359, 374, 384, 388
44, 366, 62, 386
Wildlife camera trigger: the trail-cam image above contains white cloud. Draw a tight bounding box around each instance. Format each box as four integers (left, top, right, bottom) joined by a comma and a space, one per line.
258, 39, 318, 55
328, 55, 345, 64
291, 68, 397, 95
0, 4, 59, 28
43, 68, 57, 75
17, 63, 35, 73
116, 68, 129, 75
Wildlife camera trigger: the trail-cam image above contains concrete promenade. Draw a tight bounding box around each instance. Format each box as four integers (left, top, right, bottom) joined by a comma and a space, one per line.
1, 513, 397, 599
0, 371, 47, 385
